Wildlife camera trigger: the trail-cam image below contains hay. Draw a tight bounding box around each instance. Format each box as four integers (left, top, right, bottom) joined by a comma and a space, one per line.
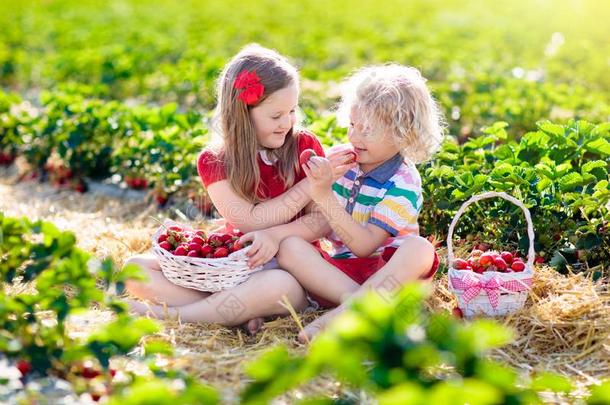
1, 176, 608, 401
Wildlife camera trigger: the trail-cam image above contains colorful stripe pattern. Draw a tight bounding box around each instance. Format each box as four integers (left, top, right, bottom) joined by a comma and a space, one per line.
327, 153, 423, 259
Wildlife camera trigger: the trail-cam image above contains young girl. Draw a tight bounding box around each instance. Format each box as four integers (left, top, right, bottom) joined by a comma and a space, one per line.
274, 64, 446, 342
124, 44, 355, 333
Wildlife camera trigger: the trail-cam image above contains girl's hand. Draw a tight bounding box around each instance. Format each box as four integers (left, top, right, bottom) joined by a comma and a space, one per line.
238, 229, 280, 269
302, 157, 335, 201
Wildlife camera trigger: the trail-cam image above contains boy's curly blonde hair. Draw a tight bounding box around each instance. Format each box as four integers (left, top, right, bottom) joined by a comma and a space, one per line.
337, 64, 446, 163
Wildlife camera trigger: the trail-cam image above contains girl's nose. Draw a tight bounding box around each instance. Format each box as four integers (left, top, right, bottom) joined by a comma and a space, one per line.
280, 114, 291, 129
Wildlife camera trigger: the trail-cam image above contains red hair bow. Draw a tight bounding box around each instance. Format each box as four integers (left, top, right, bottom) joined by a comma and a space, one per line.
234, 70, 265, 105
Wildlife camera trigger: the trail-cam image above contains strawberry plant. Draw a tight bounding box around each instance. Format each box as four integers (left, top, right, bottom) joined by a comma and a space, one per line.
420, 120, 610, 274
239, 284, 577, 404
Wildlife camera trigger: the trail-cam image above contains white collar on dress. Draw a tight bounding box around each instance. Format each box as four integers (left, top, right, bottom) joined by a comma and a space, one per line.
258, 150, 278, 165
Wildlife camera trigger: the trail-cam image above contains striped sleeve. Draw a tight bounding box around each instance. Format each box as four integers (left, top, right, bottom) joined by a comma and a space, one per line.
369, 166, 422, 236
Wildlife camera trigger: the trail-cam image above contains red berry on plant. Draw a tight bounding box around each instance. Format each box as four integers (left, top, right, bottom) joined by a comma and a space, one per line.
81, 363, 101, 379
16, 359, 32, 376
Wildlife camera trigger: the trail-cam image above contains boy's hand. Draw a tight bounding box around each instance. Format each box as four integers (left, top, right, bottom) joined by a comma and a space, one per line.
302, 156, 335, 201
238, 229, 280, 269
327, 151, 358, 181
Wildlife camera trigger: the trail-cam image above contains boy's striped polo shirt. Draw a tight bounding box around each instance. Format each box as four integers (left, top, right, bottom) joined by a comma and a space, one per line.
326, 152, 423, 259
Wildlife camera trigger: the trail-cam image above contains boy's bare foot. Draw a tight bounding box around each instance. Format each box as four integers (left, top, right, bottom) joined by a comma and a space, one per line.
298, 306, 346, 344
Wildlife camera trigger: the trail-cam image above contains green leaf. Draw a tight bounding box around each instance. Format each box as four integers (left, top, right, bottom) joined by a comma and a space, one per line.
558, 172, 584, 192
585, 138, 610, 156
531, 372, 573, 393
588, 380, 610, 405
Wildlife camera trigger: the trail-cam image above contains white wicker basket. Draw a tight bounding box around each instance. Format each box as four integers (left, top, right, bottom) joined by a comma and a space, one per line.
447, 192, 535, 317
151, 219, 264, 293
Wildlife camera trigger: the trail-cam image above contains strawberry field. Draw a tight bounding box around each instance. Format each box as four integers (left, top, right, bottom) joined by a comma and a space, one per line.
1, 0, 609, 403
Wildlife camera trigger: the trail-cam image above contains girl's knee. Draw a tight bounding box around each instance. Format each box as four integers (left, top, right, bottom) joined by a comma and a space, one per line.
277, 236, 309, 265
263, 270, 307, 310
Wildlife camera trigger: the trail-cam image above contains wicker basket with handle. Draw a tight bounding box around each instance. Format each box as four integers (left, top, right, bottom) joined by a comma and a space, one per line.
447, 192, 535, 317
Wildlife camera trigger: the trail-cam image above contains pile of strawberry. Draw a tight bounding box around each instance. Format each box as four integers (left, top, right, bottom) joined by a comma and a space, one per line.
453, 247, 527, 273
156, 225, 247, 259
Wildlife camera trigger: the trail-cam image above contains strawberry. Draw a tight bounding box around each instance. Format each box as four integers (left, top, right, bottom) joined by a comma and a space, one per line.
213, 247, 229, 258
81, 363, 101, 379
479, 252, 495, 266
187, 243, 201, 253
169, 226, 183, 232
16, 359, 32, 376
452, 306, 463, 319
74, 181, 87, 193
109, 368, 117, 378
453, 258, 469, 270
208, 233, 225, 247
158, 234, 168, 243
493, 257, 508, 271
500, 251, 514, 265
200, 244, 213, 257
174, 246, 188, 256
220, 233, 233, 244
345, 150, 358, 164
155, 194, 168, 206
511, 260, 526, 272
299, 149, 317, 166
473, 264, 485, 274
187, 250, 201, 258
232, 241, 244, 252
191, 236, 205, 245
535, 255, 545, 264
159, 241, 172, 251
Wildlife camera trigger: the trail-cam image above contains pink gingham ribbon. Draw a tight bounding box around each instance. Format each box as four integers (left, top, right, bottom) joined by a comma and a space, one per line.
450, 273, 532, 309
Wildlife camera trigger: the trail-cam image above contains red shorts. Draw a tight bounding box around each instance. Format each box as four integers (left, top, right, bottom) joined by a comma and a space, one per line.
310, 246, 440, 308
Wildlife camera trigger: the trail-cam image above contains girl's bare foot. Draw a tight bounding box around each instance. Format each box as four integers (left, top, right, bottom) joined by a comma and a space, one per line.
244, 317, 265, 335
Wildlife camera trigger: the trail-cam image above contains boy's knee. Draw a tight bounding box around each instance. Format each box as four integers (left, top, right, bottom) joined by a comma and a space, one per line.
394, 235, 435, 277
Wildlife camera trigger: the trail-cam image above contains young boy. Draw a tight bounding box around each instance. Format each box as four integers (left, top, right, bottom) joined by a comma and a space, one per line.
276, 64, 445, 342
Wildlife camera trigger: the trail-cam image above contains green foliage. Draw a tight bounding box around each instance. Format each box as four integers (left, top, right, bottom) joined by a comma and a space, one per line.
419, 120, 610, 270
239, 284, 575, 404
0, 212, 150, 374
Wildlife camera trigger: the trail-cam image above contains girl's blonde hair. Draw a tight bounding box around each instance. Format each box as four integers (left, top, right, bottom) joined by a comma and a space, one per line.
337, 64, 446, 163
208, 44, 300, 203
